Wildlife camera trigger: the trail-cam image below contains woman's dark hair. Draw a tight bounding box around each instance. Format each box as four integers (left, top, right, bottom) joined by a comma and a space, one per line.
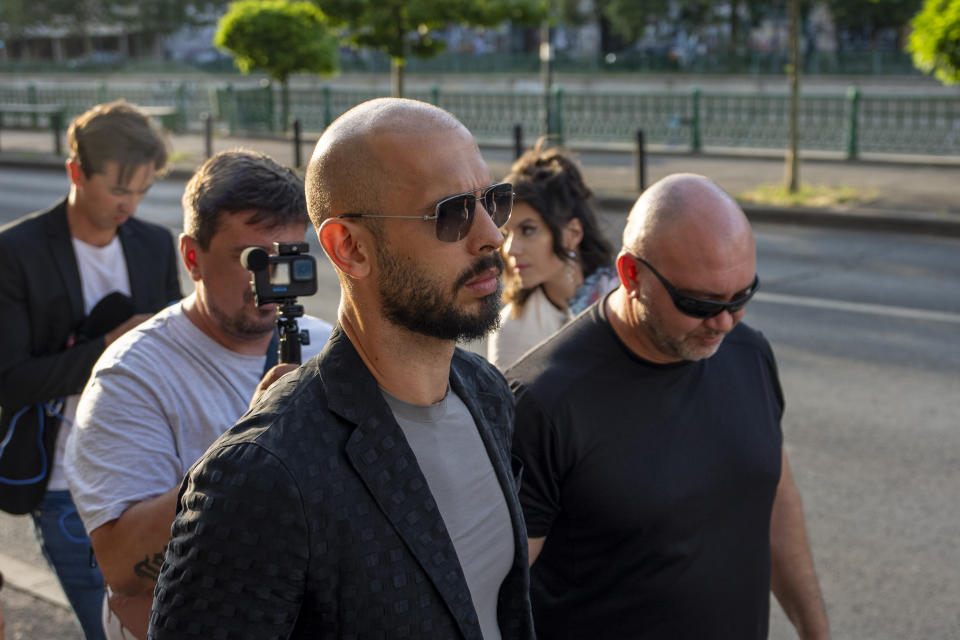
502, 138, 613, 309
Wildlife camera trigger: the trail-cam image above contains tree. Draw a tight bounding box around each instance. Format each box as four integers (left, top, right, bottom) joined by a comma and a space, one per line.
596, 0, 670, 43
313, 0, 547, 98
908, 0, 960, 84
785, 0, 800, 192
215, 0, 339, 130
826, 0, 922, 49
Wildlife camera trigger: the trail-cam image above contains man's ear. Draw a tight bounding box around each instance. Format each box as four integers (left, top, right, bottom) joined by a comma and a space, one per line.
616, 252, 639, 294
562, 217, 584, 252
317, 218, 372, 279
66, 160, 83, 186
179, 234, 202, 282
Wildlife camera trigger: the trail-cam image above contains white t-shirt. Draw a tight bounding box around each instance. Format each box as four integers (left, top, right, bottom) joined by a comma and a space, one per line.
65, 298, 332, 533
48, 236, 131, 490
487, 287, 568, 371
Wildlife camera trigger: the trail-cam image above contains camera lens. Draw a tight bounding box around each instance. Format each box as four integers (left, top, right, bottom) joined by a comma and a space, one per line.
292, 258, 314, 281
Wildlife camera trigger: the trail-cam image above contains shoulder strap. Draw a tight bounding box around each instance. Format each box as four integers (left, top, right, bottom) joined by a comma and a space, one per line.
262, 328, 279, 377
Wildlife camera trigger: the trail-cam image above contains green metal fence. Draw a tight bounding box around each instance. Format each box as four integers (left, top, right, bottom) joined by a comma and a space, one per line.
1, 49, 919, 76
1, 79, 958, 159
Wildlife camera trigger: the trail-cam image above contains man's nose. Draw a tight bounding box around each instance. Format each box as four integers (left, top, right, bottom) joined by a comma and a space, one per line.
704, 308, 737, 332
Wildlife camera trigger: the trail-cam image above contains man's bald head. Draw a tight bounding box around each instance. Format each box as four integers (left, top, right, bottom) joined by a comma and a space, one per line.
622, 173, 753, 261
305, 98, 467, 230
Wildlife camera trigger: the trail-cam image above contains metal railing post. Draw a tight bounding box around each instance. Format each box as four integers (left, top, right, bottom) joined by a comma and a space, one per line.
293, 119, 303, 169
691, 87, 702, 152
264, 80, 275, 132
28, 83, 38, 128
175, 81, 187, 132
226, 84, 237, 134
635, 129, 646, 193
322, 86, 332, 128
52, 109, 63, 156
846, 87, 860, 160
202, 113, 214, 159
553, 87, 564, 145
513, 124, 524, 159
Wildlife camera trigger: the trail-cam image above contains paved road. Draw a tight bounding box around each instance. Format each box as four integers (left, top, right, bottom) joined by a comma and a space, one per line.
1, 168, 958, 639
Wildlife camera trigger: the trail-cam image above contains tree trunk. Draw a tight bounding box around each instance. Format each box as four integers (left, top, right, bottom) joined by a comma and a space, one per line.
785, 0, 800, 193
391, 58, 404, 98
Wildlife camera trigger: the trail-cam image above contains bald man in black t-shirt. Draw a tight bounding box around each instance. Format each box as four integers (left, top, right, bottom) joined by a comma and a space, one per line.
508, 173, 829, 640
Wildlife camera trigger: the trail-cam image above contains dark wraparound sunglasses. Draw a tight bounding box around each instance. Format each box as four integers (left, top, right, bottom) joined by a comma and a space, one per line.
339, 182, 514, 243
630, 254, 760, 318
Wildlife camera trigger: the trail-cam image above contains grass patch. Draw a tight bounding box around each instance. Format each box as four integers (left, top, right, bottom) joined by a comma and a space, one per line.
738, 183, 867, 208
168, 150, 200, 165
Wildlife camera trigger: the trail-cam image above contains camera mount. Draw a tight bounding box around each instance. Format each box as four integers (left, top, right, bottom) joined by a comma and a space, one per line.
241, 242, 318, 365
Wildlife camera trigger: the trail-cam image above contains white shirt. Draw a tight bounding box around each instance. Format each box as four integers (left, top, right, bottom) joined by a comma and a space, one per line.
48, 236, 131, 490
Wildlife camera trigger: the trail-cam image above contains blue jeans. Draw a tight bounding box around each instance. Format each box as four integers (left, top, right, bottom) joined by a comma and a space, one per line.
32, 490, 106, 640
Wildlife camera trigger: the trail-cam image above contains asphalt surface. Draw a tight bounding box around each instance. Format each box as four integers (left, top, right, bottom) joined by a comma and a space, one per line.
0, 131, 958, 639
1, 128, 959, 236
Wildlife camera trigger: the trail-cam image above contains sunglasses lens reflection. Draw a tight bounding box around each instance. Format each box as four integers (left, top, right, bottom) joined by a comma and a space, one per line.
436, 196, 472, 242
434, 184, 514, 242
485, 184, 514, 227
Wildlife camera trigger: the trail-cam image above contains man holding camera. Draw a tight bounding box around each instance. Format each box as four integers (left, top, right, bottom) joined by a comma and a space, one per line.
0, 100, 179, 639
65, 150, 332, 640
148, 99, 534, 639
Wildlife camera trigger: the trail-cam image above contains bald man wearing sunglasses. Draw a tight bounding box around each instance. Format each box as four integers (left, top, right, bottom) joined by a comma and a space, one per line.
149, 99, 534, 640
507, 174, 830, 640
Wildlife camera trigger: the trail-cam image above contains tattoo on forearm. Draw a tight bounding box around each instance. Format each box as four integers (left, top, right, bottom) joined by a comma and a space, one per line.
133, 547, 167, 581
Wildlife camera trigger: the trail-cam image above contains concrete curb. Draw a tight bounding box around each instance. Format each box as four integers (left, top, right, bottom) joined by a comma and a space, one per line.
0, 551, 70, 609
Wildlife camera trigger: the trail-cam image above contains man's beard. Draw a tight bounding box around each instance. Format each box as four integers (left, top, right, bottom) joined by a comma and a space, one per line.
375, 243, 503, 342
210, 290, 277, 341
639, 303, 726, 362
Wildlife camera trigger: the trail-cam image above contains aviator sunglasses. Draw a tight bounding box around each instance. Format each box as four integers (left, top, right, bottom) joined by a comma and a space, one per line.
339, 182, 514, 242
630, 254, 760, 319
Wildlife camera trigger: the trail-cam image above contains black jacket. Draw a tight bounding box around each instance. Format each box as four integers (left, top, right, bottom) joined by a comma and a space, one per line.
150, 326, 535, 640
0, 199, 181, 512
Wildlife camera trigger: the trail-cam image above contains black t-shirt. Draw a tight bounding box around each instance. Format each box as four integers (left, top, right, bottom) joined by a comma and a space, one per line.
507, 300, 784, 640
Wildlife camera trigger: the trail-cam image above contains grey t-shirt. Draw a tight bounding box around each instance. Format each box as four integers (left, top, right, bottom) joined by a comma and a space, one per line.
65, 299, 331, 533
382, 387, 515, 640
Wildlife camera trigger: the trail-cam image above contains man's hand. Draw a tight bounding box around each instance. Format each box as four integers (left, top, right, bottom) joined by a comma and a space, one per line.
249, 364, 299, 409
105, 313, 152, 346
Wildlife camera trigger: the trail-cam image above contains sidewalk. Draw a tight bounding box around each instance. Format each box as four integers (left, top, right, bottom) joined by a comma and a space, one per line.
1, 128, 959, 236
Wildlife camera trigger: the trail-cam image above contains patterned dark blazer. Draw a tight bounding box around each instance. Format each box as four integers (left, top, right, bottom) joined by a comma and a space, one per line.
149, 326, 535, 640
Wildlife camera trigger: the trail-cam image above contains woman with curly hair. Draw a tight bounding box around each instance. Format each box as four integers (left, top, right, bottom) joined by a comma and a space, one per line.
488, 141, 618, 370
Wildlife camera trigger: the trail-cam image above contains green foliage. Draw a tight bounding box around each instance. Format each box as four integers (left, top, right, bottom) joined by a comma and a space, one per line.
908, 0, 960, 84
827, 0, 924, 38
215, 0, 339, 81
599, 0, 670, 42
315, 0, 547, 63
